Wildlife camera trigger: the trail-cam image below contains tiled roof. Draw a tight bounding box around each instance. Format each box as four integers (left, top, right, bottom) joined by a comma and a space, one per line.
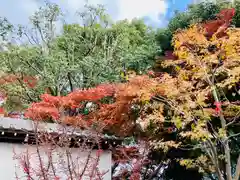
0, 117, 123, 148
0, 117, 121, 140
0, 117, 91, 136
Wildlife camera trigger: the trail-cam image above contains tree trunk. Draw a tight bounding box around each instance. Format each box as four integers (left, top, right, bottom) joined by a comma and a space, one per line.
212, 86, 232, 180
234, 155, 240, 180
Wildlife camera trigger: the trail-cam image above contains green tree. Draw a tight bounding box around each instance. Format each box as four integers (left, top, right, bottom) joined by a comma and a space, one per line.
0, 2, 159, 111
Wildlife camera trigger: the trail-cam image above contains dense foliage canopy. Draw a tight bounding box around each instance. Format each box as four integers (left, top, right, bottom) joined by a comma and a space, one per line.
0, 1, 239, 180
0, 3, 159, 112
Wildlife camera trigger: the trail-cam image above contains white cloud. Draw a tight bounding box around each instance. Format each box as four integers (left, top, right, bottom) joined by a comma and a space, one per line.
63, 0, 102, 12
0, 0, 40, 25
116, 0, 168, 22
1, 0, 168, 27
64, 0, 168, 25
19, 0, 39, 16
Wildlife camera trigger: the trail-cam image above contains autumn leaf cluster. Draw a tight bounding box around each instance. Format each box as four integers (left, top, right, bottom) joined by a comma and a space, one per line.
25, 75, 164, 136
144, 8, 240, 176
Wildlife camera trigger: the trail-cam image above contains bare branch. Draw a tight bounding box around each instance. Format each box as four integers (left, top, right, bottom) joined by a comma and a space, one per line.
227, 132, 240, 140
205, 140, 224, 180
67, 72, 74, 92
227, 110, 240, 127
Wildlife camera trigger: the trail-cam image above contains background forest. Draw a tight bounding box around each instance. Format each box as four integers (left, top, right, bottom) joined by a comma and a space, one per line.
0, 0, 239, 180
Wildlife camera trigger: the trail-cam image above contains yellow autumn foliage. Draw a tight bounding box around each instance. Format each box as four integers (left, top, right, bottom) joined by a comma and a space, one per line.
146, 19, 240, 176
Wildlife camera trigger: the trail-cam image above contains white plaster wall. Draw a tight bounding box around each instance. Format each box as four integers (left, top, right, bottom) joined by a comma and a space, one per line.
0, 143, 111, 180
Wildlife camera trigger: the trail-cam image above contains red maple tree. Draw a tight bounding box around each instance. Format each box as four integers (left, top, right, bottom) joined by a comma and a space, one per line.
204, 8, 235, 38
24, 75, 164, 136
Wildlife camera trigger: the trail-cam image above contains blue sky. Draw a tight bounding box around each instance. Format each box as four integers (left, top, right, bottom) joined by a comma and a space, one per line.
0, 0, 193, 28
